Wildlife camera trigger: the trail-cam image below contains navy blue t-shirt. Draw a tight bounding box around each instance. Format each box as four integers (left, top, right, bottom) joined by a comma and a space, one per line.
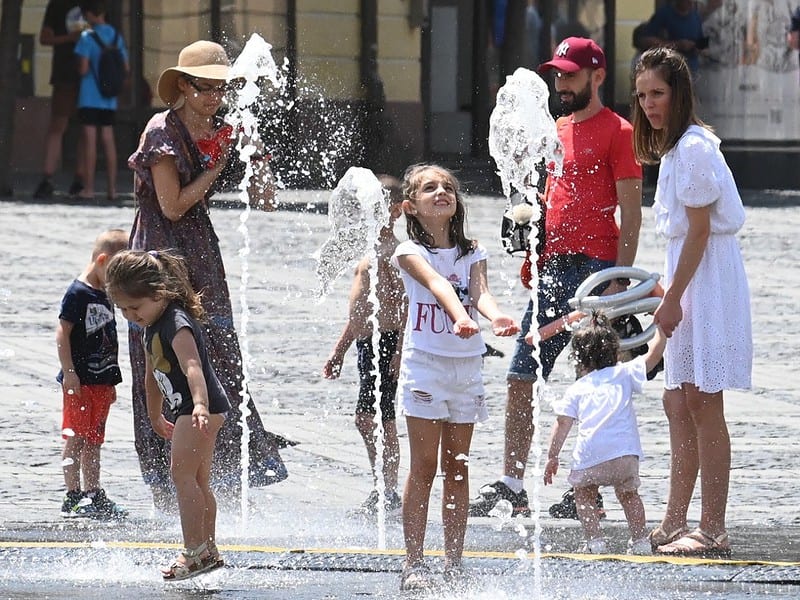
57, 279, 122, 385
144, 303, 230, 418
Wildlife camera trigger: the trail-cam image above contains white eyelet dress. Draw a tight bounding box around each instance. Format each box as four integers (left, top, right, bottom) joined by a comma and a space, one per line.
653, 125, 752, 393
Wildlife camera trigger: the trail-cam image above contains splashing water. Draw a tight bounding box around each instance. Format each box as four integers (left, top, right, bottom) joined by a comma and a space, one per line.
0, 288, 12, 359
489, 67, 562, 199
313, 167, 389, 299
245, 55, 359, 189
227, 33, 282, 526
314, 167, 391, 548
488, 67, 563, 594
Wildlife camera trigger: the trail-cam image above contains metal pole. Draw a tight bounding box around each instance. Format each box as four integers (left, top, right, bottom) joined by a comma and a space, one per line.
211, 0, 222, 43
471, 0, 489, 158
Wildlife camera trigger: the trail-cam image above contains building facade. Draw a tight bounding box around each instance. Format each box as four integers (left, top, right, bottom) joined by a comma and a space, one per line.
8, 1, 800, 188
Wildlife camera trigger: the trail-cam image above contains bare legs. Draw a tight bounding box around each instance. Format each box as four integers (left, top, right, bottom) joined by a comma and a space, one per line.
659, 385, 730, 538
171, 413, 224, 555
101, 125, 117, 198
402, 417, 474, 569
575, 485, 603, 540
40, 113, 85, 192
502, 378, 534, 479
355, 412, 400, 493
62, 435, 100, 491
43, 114, 71, 178
81, 124, 117, 199
617, 488, 647, 541
81, 125, 96, 198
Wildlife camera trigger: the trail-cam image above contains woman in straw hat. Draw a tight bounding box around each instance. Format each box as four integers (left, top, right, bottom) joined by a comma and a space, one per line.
126, 40, 286, 513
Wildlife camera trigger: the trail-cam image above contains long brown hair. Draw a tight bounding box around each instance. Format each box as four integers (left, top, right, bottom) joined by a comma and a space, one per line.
631, 47, 707, 164
105, 250, 205, 321
401, 163, 474, 259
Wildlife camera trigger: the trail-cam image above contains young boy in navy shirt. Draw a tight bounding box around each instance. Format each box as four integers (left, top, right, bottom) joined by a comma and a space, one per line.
56, 228, 128, 518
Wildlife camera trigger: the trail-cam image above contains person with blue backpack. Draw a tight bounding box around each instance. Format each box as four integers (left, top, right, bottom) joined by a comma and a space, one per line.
74, 0, 129, 201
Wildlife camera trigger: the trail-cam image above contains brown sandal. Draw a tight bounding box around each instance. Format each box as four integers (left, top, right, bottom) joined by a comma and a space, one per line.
161, 542, 216, 580
648, 525, 689, 552
205, 540, 224, 570
656, 528, 731, 558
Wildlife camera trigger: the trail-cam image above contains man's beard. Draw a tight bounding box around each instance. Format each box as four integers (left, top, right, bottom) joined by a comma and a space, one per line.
559, 81, 592, 113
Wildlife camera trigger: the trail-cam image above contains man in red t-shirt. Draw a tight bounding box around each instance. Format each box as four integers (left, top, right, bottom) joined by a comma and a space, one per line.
470, 37, 643, 518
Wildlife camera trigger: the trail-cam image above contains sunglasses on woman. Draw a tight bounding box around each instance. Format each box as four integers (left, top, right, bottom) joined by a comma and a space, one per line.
185, 77, 230, 95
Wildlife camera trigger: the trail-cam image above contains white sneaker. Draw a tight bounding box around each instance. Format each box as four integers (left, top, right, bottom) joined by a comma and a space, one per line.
578, 537, 607, 554
627, 537, 652, 556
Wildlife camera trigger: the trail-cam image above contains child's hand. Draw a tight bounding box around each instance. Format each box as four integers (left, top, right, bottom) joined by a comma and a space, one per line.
322, 356, 343, 379
389, 350, 402, 379
543, 457, 559, 485
192, 403, 211, 432
491, 315, 520, 337
453, 317, 480, 338
62, 372, 81, 397
151, 415, 174, 440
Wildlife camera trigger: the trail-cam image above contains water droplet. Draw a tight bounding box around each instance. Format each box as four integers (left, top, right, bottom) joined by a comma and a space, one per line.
314, 168, 388, 299
489, 498, 514, 530
489, 67, 563, 199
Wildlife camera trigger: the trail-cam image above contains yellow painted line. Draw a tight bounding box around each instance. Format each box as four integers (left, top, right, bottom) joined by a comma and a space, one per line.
0, 540, 798, 568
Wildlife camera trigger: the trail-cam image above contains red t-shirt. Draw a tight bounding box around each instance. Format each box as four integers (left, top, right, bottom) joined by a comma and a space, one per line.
543, 107, 642, 262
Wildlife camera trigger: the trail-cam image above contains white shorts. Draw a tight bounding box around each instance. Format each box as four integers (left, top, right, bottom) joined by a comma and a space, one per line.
398, 348, 487, 424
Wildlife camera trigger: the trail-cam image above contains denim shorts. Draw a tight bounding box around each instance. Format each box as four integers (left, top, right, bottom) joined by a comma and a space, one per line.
507, 254, 614, 381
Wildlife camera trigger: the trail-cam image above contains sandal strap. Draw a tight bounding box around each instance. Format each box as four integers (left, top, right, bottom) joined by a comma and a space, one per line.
648, 525, 689, 546
658, 528, 730, 554
162, 543, 210, 579
693, 528, 729, 547
207, 540, 219, 559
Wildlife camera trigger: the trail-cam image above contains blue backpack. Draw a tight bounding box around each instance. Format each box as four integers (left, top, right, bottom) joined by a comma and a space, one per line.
90, 30, 125, 98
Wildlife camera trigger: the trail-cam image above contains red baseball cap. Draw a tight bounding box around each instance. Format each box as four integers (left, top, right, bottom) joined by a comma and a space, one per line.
538, 37, 606, 73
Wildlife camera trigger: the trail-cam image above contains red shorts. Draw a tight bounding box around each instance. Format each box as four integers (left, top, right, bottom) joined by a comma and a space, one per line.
61, 384, 116, 445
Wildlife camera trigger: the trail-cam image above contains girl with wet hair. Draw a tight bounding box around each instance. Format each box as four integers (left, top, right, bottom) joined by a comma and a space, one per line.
106, 250, 229, 580
391, 163, 520, 590
544, 310, 666, 556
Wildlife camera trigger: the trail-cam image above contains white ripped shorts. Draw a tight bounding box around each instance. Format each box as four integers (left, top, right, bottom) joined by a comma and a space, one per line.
398, 347, 488, 424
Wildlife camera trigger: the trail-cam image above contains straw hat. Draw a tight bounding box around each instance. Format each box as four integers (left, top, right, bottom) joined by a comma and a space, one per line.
157, 41, 230, 106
